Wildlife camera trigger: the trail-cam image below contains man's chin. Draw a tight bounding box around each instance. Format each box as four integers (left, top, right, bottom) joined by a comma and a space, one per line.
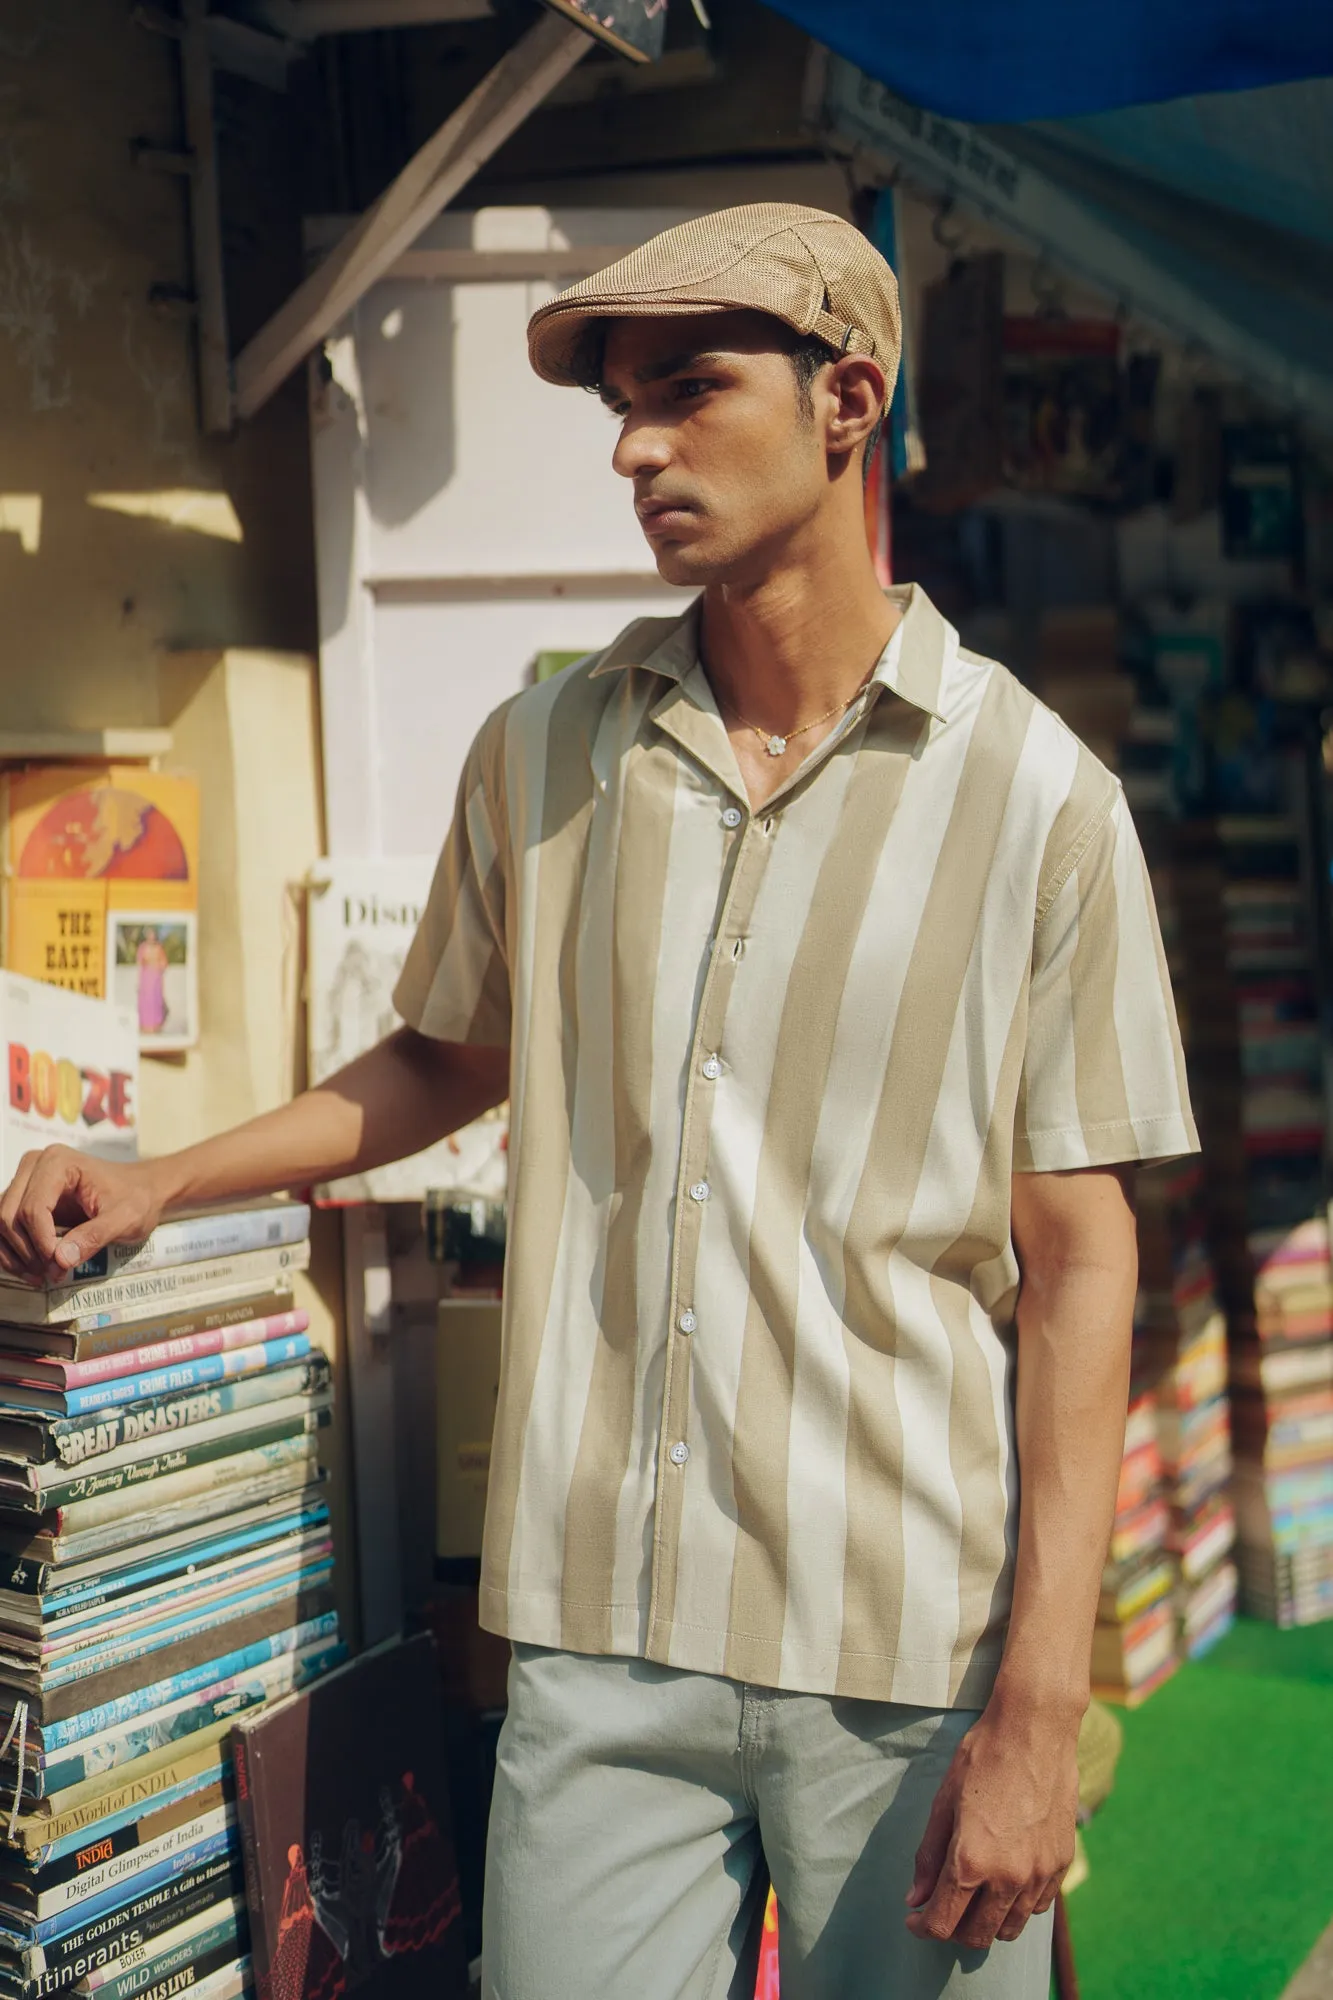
651, 538, 727, 588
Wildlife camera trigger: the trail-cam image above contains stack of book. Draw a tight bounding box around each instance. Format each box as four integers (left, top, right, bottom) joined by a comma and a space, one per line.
1134, 1164, 1238, 1659
1231, 1217, 1333, 1626
1094, 1389, 1179, 1706
0, 1204, 343, 2000
1162, 817, 1332, 1628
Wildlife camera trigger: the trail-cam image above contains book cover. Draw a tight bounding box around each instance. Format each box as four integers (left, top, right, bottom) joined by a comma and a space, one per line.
7, 1312, 311, 1395
306, 860, 506, 1208
2, 768, 200, 1052
0, 976, 138, 1187
232, 1634, 467, 2000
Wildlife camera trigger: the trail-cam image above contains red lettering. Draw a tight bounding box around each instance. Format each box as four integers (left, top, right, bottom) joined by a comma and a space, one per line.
109, 1070, 133, 1129
8, 1044, 29, 1114
81, 1068, 108, 1128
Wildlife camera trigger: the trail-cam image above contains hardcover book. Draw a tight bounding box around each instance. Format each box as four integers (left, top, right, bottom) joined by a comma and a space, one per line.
232, 1634, 467, 2000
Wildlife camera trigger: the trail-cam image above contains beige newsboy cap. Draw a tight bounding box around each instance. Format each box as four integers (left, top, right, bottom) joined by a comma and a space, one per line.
527, 202, 901, 407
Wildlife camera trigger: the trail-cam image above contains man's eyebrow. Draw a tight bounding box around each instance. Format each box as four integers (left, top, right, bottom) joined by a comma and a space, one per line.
597, 350, 730, 404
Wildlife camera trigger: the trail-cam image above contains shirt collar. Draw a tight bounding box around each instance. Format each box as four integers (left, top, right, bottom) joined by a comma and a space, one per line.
588, 583, 951, 725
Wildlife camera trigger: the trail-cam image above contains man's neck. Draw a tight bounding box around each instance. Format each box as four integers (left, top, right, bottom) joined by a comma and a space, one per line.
698, 522, 900, 734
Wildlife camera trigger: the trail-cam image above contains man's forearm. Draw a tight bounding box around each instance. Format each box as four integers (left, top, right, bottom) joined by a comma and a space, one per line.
993, 1174, 1138, 1722
147, 1029, 509, 1213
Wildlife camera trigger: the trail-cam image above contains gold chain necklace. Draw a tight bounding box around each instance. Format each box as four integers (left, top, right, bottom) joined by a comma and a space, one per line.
719, 677, 871, 758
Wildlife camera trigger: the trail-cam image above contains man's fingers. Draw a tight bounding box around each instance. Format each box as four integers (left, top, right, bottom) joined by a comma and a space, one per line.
15, 1152, 85, 1265
955, 1884, 1022, 1952
906, 1791, 956, 1910
49, 1198, 141, 1272
905, 1844, 978, 1943
0, 1155, 47, 1276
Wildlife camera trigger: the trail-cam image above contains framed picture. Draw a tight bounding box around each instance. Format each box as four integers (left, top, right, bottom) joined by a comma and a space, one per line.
106, 910, 199, 1052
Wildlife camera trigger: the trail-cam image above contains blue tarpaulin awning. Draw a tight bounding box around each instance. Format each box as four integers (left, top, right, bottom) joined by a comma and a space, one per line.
764, 0, 1333, 123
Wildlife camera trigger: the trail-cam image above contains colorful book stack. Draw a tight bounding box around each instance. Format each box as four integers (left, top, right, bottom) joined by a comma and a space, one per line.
1093, 1390, 1179, 1706
1133, 1164, 1237, 1659
1164, 818, 1332, 1628
1230, 1217, 1333, 1626
0, 1203, 343, 2000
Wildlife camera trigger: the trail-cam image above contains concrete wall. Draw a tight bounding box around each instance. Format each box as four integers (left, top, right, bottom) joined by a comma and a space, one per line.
0, 0, 315, 727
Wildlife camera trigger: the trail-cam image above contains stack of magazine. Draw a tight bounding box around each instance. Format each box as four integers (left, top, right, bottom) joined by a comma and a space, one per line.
0, 1202, 342, 2000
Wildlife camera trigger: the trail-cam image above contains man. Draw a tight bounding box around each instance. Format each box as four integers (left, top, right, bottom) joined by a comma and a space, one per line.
0, 206, 1196, 1999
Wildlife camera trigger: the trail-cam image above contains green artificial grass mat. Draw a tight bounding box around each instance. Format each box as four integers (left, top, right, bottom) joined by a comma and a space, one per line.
1066, 1616, 1333, 2000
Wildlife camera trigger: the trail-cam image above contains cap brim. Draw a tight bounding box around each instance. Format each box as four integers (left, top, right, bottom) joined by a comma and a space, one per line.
528, 297, 786, 390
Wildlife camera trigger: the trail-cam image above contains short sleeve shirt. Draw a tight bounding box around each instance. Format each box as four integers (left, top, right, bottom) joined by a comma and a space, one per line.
395, 583, 1197, 1707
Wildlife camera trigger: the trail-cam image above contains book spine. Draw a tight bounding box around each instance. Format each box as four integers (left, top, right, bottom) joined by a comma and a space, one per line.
73, 1207, 310, 1285
34, 1459, 325, 1568
61, 1316, 310, 1392
42, 1497, 331, 1618
42, 1559, 334, 1692
27, 1767, 228, 1866
79, 1901, 244, 1997
61, 1339, 313, 1419
39, 1644, 345, 1795
228, 1735, 267, 2000
26, 1856, 240, 1986
36, 1813, 235, 1922
39, 1409, 329, 1510
63, 1292, 293, 1355
45, 1429, 322, 1533
38, 1613, 340, 1751
84, 1921, 244, 2000
36, 1247, 312, 1329
51, 1359, 329, 1471
43, 1535, 333, 1668
29, 1834, 238, 1943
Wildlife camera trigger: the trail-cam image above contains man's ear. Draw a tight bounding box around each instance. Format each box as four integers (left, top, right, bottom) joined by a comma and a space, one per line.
825, 355, 888, 462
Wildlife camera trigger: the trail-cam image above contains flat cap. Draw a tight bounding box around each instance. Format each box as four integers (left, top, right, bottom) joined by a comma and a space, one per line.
527, 202, 901, 407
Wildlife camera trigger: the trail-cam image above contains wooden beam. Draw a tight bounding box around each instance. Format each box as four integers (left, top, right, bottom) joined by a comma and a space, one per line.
233, 11, 588, 421
180, 0, 234, 433
239, 0, 491, 31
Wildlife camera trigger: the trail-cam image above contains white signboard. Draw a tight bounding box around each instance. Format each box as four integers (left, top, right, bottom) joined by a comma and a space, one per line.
306, 859, 508, 1206
0, 970, 138, 1177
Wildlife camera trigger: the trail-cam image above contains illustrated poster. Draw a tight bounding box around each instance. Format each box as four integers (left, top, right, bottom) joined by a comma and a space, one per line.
3, 764, 200, 1053
306, 860, 507, 1207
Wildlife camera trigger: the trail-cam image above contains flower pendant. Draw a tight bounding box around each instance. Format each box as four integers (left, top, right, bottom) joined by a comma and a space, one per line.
765, 735, 787, 757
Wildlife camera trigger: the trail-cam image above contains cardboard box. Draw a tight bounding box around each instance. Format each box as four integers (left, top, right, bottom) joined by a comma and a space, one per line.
437, 1299, 501, 1561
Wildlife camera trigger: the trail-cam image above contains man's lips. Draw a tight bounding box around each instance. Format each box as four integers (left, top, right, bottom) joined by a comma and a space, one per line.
636, 498, 696, 536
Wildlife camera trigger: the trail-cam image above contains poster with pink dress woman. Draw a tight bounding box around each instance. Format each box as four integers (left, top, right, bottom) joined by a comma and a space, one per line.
108, 910, 198, 1051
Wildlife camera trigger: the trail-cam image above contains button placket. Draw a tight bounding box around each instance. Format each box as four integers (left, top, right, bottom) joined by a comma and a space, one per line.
648, 814, 777, 1655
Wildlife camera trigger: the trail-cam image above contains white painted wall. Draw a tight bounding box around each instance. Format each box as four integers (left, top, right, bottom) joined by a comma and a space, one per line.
311, 204, 700, 858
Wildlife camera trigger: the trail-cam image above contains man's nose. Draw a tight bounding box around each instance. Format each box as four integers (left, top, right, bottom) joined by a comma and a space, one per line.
612, 414, 672, 483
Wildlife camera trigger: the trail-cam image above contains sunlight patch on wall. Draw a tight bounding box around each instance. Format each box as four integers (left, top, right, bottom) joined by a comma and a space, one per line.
0, 495, 42, 553
87, 489, 244, 542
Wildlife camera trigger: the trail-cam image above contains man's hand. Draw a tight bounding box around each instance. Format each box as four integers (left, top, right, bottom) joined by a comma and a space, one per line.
905, 1700, 1078, 1950
0, 1149, 166, 1285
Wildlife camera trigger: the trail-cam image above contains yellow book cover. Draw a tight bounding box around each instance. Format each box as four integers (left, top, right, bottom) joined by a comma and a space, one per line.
3, 767, 200, 1048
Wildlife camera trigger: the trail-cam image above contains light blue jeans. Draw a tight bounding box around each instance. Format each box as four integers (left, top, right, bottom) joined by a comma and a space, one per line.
483, 1644, 1054, 1999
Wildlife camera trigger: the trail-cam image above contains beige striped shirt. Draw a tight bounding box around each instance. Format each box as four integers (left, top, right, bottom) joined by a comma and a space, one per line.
396, 583, 1197, 1706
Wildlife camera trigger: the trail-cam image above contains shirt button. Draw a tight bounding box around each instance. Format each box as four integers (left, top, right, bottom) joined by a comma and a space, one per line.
669, 1442, 690, 1466
678, 1309, 697, 1334
721, 806, 743, 829
688, 1180, 710, 1203
702, 1055, 722, 1081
